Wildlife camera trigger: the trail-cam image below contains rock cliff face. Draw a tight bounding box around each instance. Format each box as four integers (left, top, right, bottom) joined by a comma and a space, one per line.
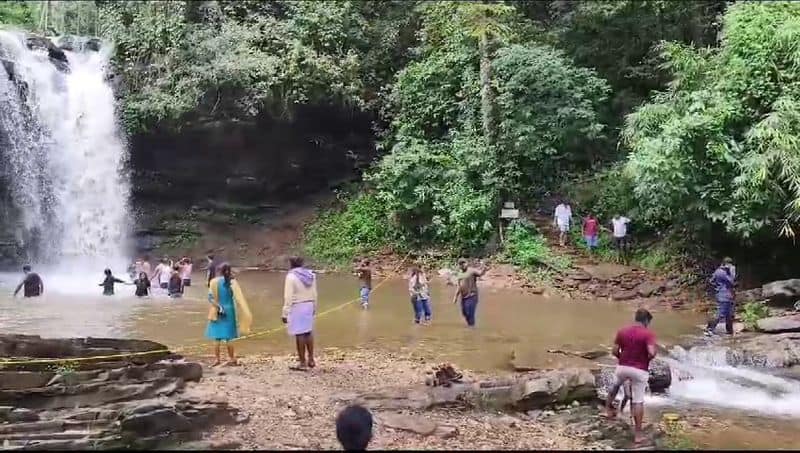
129, 105, 375, 205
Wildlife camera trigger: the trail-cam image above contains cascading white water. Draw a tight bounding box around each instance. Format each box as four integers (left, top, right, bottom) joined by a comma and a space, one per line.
0, 31, 130, 287
646, 345, 800, 417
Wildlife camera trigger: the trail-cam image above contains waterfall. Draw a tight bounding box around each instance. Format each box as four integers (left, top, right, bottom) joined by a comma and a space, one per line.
0, 31, 130, 278
646, 345, 800, 417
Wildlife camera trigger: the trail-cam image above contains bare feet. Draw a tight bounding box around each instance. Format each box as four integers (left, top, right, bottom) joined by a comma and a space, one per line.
289, 362, 308, 371
602, 408, 617, 419
223, 360, 239, 367
307, 358, 316, 369
210, 360, 221, 367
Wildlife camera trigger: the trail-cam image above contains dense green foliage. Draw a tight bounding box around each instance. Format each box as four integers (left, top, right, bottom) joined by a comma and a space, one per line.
740, 301, 770, 331
624, 2, 800, 241
502, 220, 571, 273
0, 1, 98, 35
303, 192, 398, 268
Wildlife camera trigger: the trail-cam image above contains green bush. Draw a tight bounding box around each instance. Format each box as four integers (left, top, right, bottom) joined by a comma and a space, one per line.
740, 301, 770, 330
303, 192, 398, 268
502, 220, 571, 273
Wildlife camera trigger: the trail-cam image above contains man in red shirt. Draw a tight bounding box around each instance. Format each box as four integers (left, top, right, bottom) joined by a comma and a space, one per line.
605, 308, 656, 445
583, 213, 600, 254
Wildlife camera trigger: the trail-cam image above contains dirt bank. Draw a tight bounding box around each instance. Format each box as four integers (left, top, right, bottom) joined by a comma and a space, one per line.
187, 349, 598, 450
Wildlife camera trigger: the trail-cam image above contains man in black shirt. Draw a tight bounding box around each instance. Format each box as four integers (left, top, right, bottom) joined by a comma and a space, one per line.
14, 265, 43, 298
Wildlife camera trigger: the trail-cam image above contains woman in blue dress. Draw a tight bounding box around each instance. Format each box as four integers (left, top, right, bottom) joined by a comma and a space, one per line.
206, 263, 252, 366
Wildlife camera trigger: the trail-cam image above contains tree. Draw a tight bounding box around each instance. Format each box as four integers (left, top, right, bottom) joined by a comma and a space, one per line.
624, 2, 800, 240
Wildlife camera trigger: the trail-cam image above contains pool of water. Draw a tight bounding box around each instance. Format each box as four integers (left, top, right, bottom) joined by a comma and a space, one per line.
0, 270, 702, 372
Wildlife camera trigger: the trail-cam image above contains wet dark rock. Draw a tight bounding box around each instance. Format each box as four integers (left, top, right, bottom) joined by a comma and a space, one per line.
24, 35, 69, 72
120, 408, 193, 436
761, 279, 800, 303
85, 38, 102, 52
647, 358, 672, 392
756, 314, 800, 333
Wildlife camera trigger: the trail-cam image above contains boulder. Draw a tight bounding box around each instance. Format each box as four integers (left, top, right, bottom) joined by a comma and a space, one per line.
761, 279, 800, 302
594, 358, 671, 399
510, 368, 597, 410
120, 408, 192, 436
739, 288, 764, 303
635, 281, 665, 298
611, 290, 637, 301
756, 315, 800, 333
686, 333, 800, 368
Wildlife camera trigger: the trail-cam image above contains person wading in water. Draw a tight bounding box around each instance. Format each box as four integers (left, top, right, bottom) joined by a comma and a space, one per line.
451, 258, 487, 327
604, 308, 656, 446
99, 268, 129, 296
282, 256, 318, 371
353, 258, 372, 309
133, 272, 151, 297
13, 265, 43, 298
206, 263, 252, 367
409, 266, 432, 325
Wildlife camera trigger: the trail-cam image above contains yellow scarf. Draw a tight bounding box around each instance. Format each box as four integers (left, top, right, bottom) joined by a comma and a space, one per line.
207, 277, 253, 335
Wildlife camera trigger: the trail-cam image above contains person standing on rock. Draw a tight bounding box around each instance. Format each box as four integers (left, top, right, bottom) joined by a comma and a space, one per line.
206, 263, 253, 367
705, 257, 736, 336
282, 256, 318, 370
353, 258, 373, 309
583, 213, 600, 254
409, 266, 432, 325
452, 258, 487, 327
13, 265, 43, 298
611, 214, 631, 265
553, 200, 573, 247
605, 308, 656, 446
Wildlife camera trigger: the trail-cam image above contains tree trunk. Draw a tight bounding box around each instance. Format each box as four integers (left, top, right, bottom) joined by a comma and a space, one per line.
479, 32, 496, 146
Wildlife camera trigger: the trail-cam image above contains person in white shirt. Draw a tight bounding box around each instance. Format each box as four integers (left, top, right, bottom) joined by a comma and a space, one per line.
553, 201, 573, 246
611, 215, 631, 264
152, 258, 172, 292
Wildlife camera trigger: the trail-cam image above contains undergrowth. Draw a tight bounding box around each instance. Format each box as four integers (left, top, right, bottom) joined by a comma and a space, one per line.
501, 220, 571, 282
740, 301, 770, 330
303, 191, 400, 268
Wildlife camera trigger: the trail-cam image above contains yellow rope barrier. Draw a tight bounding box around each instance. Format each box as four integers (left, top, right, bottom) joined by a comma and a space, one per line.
0, 254, 413, 366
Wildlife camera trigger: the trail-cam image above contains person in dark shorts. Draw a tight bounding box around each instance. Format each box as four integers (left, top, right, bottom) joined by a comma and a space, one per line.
336, 405, 373, 451
353, 258, 373, 309
605, 308, 656, 446
13, 265, 43, 298
451, 258, 487, 327
99, 268, 128, 296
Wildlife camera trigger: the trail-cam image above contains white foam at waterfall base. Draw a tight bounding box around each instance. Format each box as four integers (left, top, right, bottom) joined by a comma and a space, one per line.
0, 31, 131, 284
646, 352, 800, 417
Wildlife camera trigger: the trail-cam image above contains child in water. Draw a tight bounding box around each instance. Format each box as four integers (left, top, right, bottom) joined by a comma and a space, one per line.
133, 272, 151, 297
99, 269, 129, 296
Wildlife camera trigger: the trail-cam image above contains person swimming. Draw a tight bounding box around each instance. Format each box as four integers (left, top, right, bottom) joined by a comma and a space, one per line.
99, 269, 129, 296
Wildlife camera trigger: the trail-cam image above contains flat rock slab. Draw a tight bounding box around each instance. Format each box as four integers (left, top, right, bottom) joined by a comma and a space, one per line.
578, 264, 632, 282
756, 315, 800, 333
379, 413, 438, 436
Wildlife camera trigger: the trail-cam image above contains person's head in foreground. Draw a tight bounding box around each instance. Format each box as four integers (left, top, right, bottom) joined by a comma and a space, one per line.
457, 258, 468, 272
635, 308, 653, 327
336, 405, 373, 451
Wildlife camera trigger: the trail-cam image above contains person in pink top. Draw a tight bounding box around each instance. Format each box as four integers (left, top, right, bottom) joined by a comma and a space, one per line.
605, 308, 656, 445
582, 213, 600, 254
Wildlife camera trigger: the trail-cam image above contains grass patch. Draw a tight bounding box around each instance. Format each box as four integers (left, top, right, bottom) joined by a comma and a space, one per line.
303, 191, 400, 269
501, 220, 571, 283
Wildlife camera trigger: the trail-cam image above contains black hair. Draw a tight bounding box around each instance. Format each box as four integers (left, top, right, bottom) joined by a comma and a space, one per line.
22, 265, 31, 272
635, 308, 653, 325
289, 256, 304, 269
104, 268, 112, 276
219, 262, 232, 288
336, 405, 373, 451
